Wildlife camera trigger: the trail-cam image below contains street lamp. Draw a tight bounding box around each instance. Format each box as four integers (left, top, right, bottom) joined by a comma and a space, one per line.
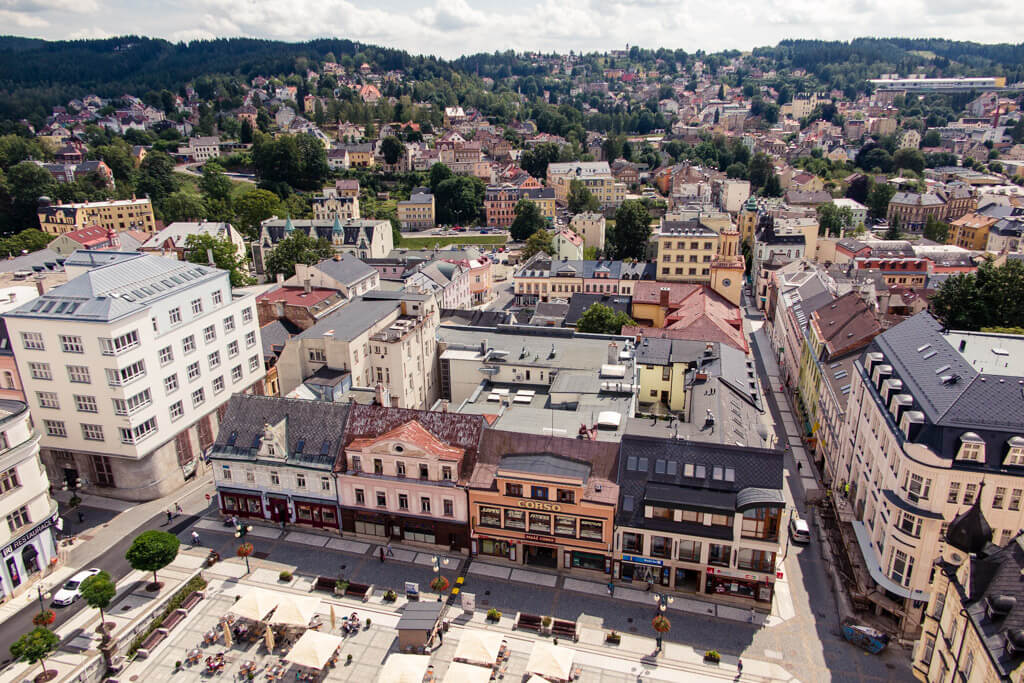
234, 523, 253, 539
235, 523, 254, 573
36, 584, 51, 615
652, 593, 673, 653
430, 555, 450, 602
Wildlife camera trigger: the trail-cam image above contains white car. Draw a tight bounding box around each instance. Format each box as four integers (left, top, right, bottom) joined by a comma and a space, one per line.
52, 568, 102, 606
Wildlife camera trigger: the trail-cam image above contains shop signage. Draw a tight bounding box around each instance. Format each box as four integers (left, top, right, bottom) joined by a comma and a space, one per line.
622, 554, 663, 567
525, 534, 556, 543
517, 500, 562, 512
706, 566, 771, 582
2, 513, 58, 558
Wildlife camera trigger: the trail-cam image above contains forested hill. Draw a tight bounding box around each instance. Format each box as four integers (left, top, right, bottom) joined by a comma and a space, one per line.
2, 35, 1023, 124
0, 36, 453, 121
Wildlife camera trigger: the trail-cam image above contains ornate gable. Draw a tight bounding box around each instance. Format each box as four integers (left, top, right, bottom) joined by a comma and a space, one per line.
347, 420, 464, 462
258, 416, 288, 460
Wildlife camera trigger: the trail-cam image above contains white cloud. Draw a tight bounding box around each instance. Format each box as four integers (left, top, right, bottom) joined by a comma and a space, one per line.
4, 0, 1024, 58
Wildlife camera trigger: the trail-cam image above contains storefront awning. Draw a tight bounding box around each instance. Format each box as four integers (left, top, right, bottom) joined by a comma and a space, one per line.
736, 487, 785, 512
851, 521, 930, 603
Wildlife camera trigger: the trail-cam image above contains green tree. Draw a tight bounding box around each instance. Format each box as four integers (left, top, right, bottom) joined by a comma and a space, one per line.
816, 203, 854, 237
922, 130, 941, 147
184, 233, 254, 286
761, 173, 783, 197
125, 530, 180, 588
240, 118, 254, 144
264, 232, 333, 279
747, 153, 773, 191
576, 303, 636, 334
520, 142, 561, 179
234, 188, 282, 238
429, 162, 453, 192
199, 162, 233, 203
79, 570, 116, 633
609, 200, 651, 260
892, 148, 926, 175
0, 229, 52, 256
923, 215, 950, 243
10, 627, 59, 680
380, 136, 406, 165
434, 176, 484, 225
521, 228, 553, 258
94, 141, 135, 181
885, 214, 902, 240
5, 161, 56, 228
567, 179, 600, 213
0, 134, 45, 170
866, 183, 896, 220
160, 190, 206, 222
251, 133, 328, 191
510, 199, 547, 241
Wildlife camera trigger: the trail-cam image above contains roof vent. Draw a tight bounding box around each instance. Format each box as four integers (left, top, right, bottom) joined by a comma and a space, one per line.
940, 373, 961, 385
987, 595, 1016, 620
1006, 629, 1024, 658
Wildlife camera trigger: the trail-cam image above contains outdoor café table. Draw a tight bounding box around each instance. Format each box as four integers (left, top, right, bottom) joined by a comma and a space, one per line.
187, 648, 202, 663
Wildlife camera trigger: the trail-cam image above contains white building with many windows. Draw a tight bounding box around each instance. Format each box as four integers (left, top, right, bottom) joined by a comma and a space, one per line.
0, 399, 58, 603
2, 252, 266, 501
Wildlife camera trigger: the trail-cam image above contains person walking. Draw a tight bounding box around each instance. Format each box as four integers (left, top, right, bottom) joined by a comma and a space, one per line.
77, 510, 85, 524
385, 542, 394, 557
379, 546, 385, 563
166, 509, 173, 524
607, 581, 614, 596
737, 658, 743, 677
191, 531, 200, 547
174, 503, 183, 516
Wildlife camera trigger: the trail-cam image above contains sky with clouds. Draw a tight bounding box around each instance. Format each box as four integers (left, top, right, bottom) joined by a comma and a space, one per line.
2, 0, 1021, 59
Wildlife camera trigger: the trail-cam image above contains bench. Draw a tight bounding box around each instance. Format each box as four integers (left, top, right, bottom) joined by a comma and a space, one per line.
181, 591, 204, 611
551, 619, 578, 641
136, 630, 167, 659
313, 576, 339, 593
162, 609, 186, 631
345, 582, 373, 601
513, 612, 543, 632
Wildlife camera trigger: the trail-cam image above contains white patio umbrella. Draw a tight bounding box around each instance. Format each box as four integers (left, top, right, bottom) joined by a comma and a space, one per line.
228, 588, 280, 622
526, 642, 574, 681
442, 662, 493, 683
282, 630, 343, 670
269, 594, 322, 628
453, 630, 504, 665
376, 653, 431, 683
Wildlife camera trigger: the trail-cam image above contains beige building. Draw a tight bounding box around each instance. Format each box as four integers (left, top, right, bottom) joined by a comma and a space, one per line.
37, 197, 157, 235
311, 192, 360, 221
276, 291, 439, 409
913, 513, 1024, 683
832, 314, 1024, 638
546, 162, 626, 208
569, 212, 606, 251
397, 190, 435, 231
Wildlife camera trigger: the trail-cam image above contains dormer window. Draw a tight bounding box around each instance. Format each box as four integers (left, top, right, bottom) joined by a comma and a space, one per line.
267, 444, 275, 456
958, 433, 985, 462
1005, 437, 1024, 466
393, 444, 404, 454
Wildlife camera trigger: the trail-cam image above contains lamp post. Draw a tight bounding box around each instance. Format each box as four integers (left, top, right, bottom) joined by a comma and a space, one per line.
235, 523, 254, 573
431, 555, 450, 602
36, 585, 50, 615
652, 593, 673, 652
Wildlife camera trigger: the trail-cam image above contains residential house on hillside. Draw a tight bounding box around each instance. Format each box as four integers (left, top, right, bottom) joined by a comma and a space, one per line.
253, 217, 394, 276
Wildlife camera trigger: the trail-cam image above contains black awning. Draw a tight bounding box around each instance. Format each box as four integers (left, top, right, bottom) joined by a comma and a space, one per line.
736, 487, 786, 512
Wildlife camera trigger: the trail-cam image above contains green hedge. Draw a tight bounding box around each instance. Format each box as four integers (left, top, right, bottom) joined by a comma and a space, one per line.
128, 574, 207, 658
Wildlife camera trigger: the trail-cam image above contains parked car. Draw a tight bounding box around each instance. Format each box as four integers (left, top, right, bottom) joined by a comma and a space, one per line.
52, 568, 103, 606
789, 514, 811, 544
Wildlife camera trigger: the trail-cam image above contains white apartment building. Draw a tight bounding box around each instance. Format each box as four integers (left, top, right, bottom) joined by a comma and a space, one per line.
276, 291, 439, 409
3, 252, 266, 501
833, 313, 1024, 638
569, 212, 606, 251
0, 400, 58, 602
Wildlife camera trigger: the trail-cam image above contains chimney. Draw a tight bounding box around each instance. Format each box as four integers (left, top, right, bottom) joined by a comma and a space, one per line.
303, 278, 312, 295
480, 338, 487, 355
7, 292, 15, 303
659, 287, 670, 307
608, 342, 618, 364
206, 248, 215, 266
276, 273, 285, 286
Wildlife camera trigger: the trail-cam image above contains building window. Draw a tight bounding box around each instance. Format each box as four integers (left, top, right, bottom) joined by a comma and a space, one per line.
231, 365, 243, 383
182, 335, 196, 354
224, 315, 235, 332
100, 330, 139, 355
164, 374, 179, 394
221, 465, 231, 480
396, 461, 406, 477
677, 539, 701, 562
947, 482, 960, 504
187, 362, 201, 381
650, 535, 671, 558
249, 356, 259, 372
169, 307, 182, 324
228, 341, 239, 358
557, 489, 575, 504
398, 494, 409, 510
0, 468, 21, 494
528, 512, 550, 533
191, 298, 203, 315
203, 325, 216, 344
59, 335, 84, 353
932, 590, 946, 619
321, 477, 331, 491
212, 376, 225, 394
708, 544, 731, 567
191, 387, 205, 407
993, 486, 1006, 509
72, 394, 98, 413
964, 483, 978, 505
309, 348, 326, 363
159, 346, 174, 365
21, 332, 44, 350
270, 471, 280, 485
6, 505, 30, 532
29, 362, 51, 380
907, 474, 930, 501
242, 307, 253, 324
67, 365, 91, 383
1010, 489, 1022, 511
43, 419, 66, 437
373, 458, 383, 475
81, 424, 104, 441
118, 416, 157, 444
106, 359, 145, 386
890, 549, 914, 587
479, 506, 501, 527
531, 486, 548, 500
742, 507, 781, 540
37, 391, 59, 409
354, 489, 365, 505
504, 509, 525, 530
376, 491, 386, 507
898, 511, 921, 538
419, 464, 429, 480
442, 466, 452, 481
169, 400, 184, 420
957, 434, 985, 462
245, 331, 256, 348
622, 532, 643, 553
420, 497, 431, 514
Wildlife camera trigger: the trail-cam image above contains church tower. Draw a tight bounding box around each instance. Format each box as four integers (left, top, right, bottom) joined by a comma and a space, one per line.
738, 195, 758, 246
710, 225, 744, 306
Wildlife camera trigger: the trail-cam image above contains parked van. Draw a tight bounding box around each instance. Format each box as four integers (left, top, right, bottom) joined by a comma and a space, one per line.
789, 514, 811, 544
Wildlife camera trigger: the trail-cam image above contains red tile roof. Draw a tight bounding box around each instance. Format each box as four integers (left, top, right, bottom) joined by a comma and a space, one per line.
256, 286, 339, 308
348, 420, 465, 461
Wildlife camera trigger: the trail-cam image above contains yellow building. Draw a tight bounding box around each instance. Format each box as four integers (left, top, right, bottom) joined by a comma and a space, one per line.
37, 197, 156, 235
653, 219, 720, 284
912, 513, 1024, 683
397, 190, 435, 230
636, 337, 690, 411
738, 196, 759, 246
546, 162, 625, 208
948, 212, 997, 251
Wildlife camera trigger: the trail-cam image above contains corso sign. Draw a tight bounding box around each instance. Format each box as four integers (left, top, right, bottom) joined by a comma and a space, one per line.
517, 500, 561, 512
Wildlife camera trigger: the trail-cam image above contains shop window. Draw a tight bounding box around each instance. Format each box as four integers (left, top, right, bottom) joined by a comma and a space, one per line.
650, 536, 671, 558
579, 519, 602, 541
677, 540, 701, 562
708, 544, 731, 567
737, 549, 776, 572
554, 515, 575, 537
504, 509, 525, 530
528, 512, 551, 533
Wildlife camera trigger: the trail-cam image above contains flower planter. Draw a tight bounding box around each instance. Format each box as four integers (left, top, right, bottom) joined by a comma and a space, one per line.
605, 633, 621, 645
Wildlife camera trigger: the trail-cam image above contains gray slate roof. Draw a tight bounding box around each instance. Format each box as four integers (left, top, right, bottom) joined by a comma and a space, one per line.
310, 254, 376, 286
296, 297, 400, 342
